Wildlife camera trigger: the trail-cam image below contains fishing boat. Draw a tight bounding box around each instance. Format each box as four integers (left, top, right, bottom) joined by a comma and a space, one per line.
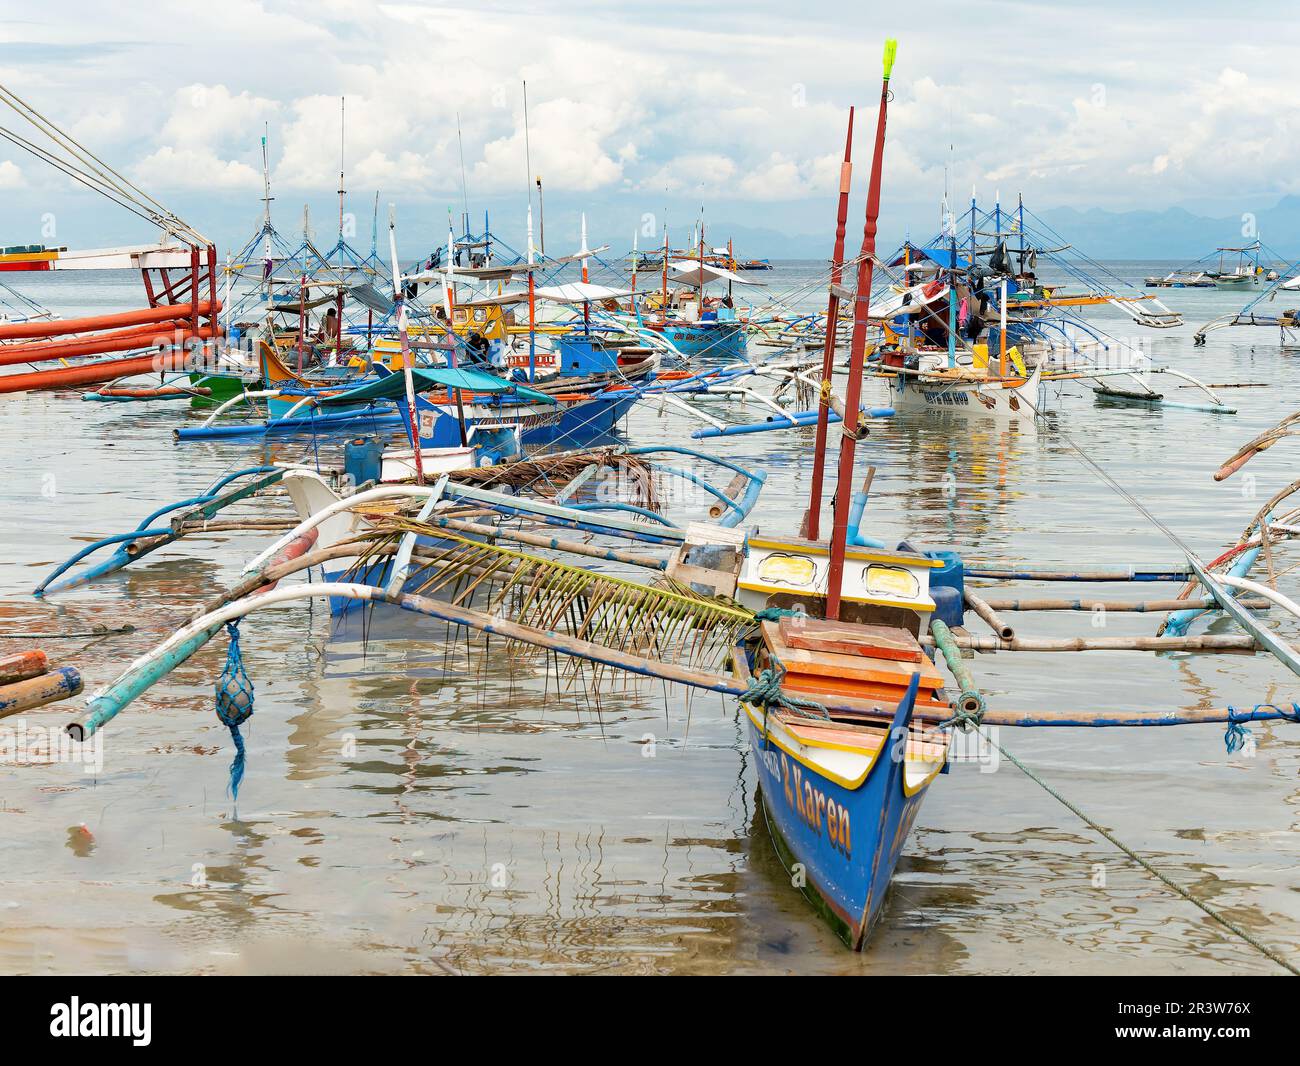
1143, 269, 1215, 288
39, 43, 1300, 964
633, 226, 759, 363
863, 219, 1234, 420
1211, 242, 1269, 290
64, 41, 958, 950
1194, 252, 1300, 345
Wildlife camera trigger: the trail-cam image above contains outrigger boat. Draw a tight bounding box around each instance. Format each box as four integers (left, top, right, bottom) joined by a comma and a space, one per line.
36, 44, 1300, 960
1194, 259, 1300, 346
1144, 241, 1279, 290
1210, 241, 1272, 291
864, 210, 1235, 420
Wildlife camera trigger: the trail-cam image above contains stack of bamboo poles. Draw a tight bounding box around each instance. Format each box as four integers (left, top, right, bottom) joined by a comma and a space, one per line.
0, 650, 83, 720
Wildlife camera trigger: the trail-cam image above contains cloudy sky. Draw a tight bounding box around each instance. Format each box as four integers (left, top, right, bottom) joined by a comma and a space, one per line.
0, 1, 1295, 256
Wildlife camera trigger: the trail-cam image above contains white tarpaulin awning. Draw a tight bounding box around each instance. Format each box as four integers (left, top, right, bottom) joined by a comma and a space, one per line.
668, 260, 761, 288
871, 282, 949, 318
533, 282, 634, 304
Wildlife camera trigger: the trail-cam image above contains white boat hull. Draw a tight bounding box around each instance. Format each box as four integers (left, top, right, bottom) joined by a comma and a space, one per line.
886, 363, 1042, 424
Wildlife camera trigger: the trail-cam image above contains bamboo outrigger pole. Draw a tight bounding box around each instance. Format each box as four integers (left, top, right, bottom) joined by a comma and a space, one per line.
804, 106, 855, 541
826, 40, 895, 620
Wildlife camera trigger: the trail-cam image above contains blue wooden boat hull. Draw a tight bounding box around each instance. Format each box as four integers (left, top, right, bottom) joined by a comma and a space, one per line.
658, 322, 747, 361
531, 388, 639, 445
743, 673, 942, 948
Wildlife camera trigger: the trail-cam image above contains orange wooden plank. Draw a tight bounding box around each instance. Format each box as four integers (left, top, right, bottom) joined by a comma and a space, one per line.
764, 623, 944, 687
778, 616, 923, 662
781, 672, 951, 709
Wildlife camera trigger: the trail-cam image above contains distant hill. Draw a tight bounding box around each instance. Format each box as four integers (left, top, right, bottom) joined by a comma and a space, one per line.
714, 198, 1300, 264
1034, 198, 1300, 262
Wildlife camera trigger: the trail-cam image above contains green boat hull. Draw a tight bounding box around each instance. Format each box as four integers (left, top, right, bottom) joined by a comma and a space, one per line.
188, 371, 257, 409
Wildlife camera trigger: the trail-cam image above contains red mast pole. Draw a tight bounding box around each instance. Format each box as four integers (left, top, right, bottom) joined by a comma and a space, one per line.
803, 106, 855, 542
660, 228, 669, 324
826, 40, 897, 621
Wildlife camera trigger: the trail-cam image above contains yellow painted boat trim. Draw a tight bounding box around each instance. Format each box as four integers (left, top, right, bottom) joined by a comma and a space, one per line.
738, 581, 934, 612
747, 537, 941, 567
742, 701, 946, 795
0, 250, 59, 263
743, 701, 881, 789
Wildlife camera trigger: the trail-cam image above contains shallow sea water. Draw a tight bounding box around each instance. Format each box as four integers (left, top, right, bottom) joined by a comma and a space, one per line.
0, 261, 1296, 974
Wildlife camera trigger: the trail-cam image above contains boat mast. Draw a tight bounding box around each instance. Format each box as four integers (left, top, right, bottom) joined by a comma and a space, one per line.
580, 212, 589, 283
260, 126, 273, 300
947, 224, 957, 370
803, 105, 855, 542
969, 186, 976, 256
660, 225, 669, 324
527, 204, 537, 382
456, 111, 470, 240
536, 177, 545, 256
697, 208, 705, 315
825, 39, 896, 621
388, 205, 425, 486
579, 212, 591, 332
1017, 191, 1025, 275
523, 81, 538, 381
337, 97, 346, 267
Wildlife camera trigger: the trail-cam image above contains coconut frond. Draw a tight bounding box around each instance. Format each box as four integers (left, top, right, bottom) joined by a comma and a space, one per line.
356, 517, 754, 671
447, 449, 661, 511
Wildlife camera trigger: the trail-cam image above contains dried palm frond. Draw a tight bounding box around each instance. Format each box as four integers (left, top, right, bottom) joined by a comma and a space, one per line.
353, 518, 754, 671
447, 449, 661, 510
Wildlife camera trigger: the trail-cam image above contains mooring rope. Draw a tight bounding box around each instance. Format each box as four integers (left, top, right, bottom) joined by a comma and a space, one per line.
983, 727, 1299, 976
1225, 702, 1300, 753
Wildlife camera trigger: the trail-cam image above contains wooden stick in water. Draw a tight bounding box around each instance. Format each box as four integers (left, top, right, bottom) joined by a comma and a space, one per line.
964, 590, 1014, 640
979, 596, 1271, 613
922, 632, 1260, 653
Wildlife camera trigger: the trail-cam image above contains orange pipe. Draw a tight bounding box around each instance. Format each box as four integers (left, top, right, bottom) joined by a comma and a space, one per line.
0, 340, 213, 394
0, 650, 48, 685
0, 322, 204, 365
0, 301, 220, 341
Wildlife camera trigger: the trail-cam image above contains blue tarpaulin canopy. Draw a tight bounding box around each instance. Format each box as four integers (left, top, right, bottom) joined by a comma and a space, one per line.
320, 367, 555, 407
919, 245, 975, 270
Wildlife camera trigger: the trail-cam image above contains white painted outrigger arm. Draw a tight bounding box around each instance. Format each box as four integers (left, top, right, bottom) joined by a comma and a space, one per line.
199, 389, 284, 427
1213, 574, 1300, 624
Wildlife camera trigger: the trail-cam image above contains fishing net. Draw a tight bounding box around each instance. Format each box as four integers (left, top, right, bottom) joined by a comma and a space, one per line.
214, 621, 255, 800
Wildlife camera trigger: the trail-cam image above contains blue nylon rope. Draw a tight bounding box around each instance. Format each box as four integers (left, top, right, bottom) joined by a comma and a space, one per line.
1224, 702, 1300, 753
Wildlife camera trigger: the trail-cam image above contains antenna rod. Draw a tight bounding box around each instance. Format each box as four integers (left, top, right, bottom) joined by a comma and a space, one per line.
536, 176, 545, 256
523, 83, 544, 256
337, 97, 346, 249
456, 111, 469, 229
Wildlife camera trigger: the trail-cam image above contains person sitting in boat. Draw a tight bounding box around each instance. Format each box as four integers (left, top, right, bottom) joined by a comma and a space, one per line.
717, 295, 737, 321
464, 330, 491, 365
320, 307, 340, 347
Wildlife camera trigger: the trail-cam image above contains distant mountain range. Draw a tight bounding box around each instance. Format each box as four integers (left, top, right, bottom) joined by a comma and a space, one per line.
713, 197, 1300, 264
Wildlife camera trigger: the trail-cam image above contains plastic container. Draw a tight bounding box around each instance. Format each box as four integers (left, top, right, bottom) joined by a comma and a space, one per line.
344, 436, 383, 488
